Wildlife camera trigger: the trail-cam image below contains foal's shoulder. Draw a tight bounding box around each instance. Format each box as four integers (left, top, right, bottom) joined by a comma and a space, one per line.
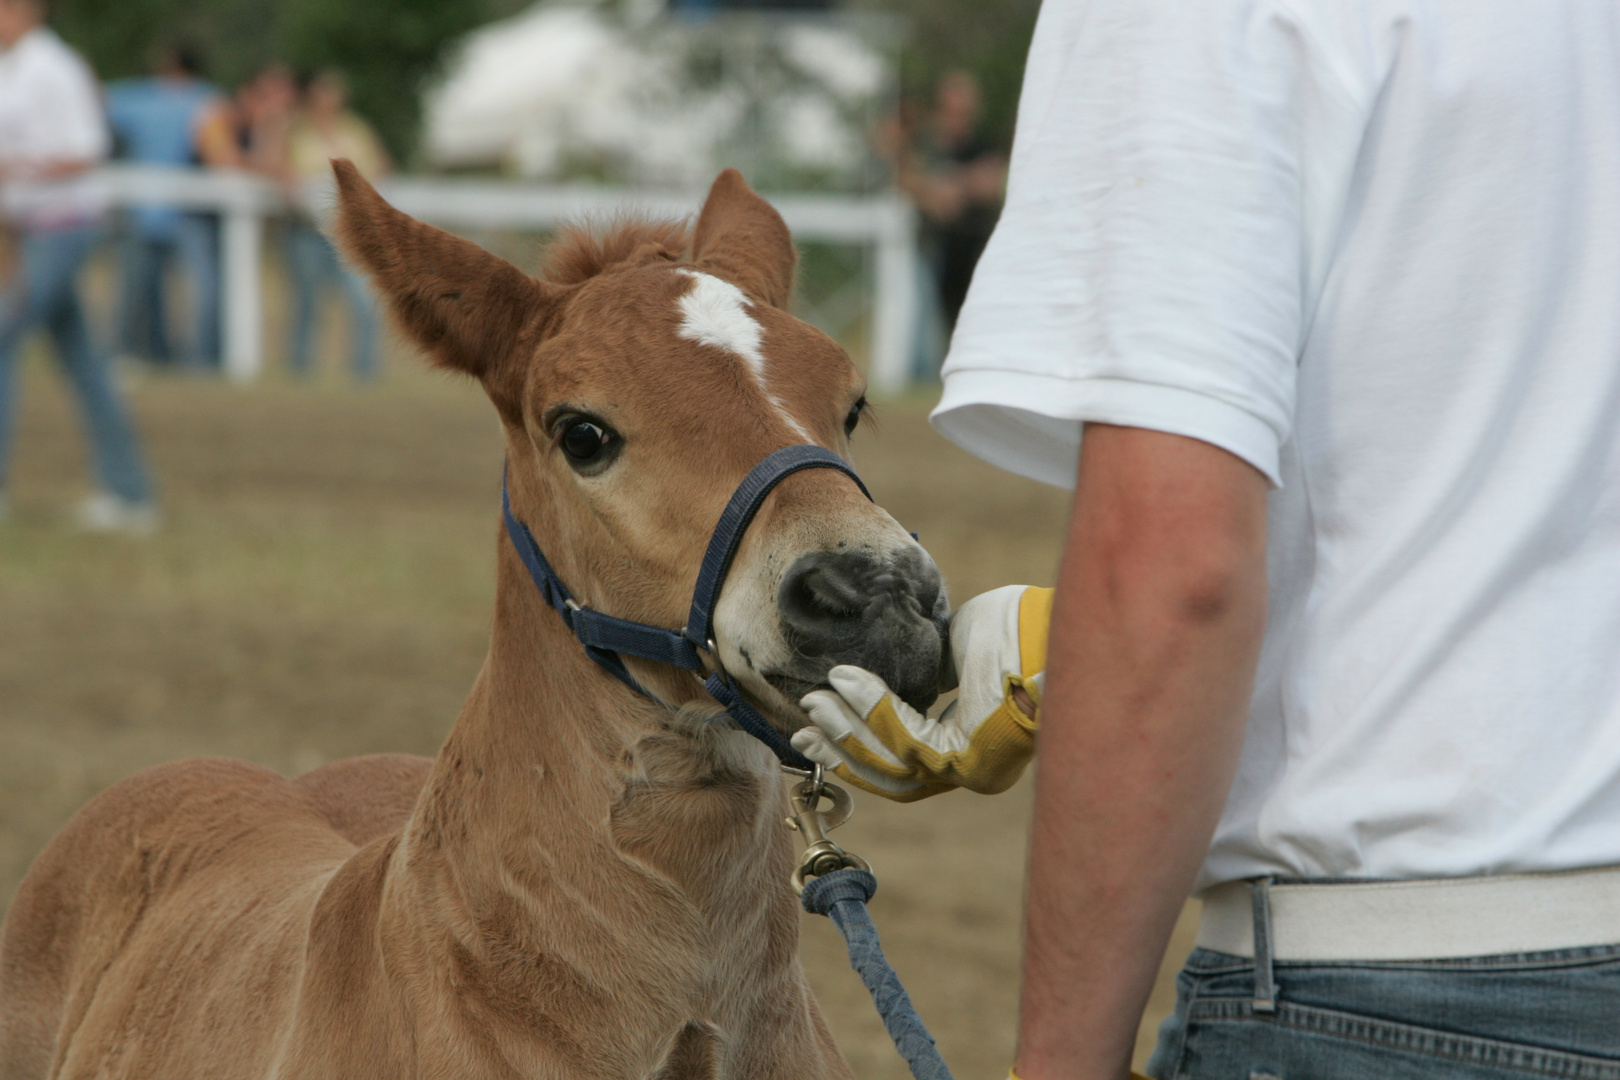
0, 756, 352, 1033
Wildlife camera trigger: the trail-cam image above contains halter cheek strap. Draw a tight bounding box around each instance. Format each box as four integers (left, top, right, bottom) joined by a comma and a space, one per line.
501, 445, 873, 771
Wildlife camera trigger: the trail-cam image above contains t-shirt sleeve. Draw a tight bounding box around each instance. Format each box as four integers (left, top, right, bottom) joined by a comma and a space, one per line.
42, 52, 111, 163
931, 0, 1367, 489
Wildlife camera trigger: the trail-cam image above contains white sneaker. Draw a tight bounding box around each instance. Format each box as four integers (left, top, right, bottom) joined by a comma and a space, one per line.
74, 492, 160, 536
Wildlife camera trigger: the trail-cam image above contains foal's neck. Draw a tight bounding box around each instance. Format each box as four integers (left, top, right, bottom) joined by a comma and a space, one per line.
373, 534, 808, 1071
403, 534, 787, 912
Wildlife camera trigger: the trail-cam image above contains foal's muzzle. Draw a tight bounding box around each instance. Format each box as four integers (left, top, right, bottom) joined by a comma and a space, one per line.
777, 546, 948, 712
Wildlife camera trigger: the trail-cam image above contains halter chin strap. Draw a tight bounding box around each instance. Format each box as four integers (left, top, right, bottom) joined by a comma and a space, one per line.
501, 444, 873, 771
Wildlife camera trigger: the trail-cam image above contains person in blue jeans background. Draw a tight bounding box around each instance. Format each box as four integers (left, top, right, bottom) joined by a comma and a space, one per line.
269, 70, 388, 382
284, 219, 379, 381
105, 41, 240, 372
0, 0, 156, 533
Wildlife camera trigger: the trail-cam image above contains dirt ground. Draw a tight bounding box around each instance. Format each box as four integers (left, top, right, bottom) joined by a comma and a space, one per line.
0, 355, 1197, 1077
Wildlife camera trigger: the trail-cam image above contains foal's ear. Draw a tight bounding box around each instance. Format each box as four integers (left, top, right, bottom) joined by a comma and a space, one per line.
691, 168, 796, 308
331, 159, 562, 405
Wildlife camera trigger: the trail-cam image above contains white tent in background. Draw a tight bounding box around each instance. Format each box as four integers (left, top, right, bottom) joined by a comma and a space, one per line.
421, 0, 893, 189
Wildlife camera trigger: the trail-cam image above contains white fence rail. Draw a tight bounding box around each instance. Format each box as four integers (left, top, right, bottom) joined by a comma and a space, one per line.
93, 165, 918, 392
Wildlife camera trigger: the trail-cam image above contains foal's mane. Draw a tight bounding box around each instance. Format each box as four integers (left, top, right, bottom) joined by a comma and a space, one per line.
540, 217, 690, 285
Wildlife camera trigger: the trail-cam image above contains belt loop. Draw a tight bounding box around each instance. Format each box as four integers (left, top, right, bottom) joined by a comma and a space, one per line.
1251, 876, 1277, 1014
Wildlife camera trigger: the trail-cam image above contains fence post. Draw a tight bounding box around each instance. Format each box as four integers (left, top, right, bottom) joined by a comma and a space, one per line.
869, 196, 916, 395
222, 200, 264, 383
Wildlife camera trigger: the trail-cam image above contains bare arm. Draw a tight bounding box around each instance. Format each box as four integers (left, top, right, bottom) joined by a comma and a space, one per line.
0, 159, 95, 182
1016, 424, 1269, 1080
194, 103, 244, 169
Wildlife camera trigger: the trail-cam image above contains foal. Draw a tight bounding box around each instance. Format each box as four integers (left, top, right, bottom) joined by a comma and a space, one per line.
0, 164, 947, 1079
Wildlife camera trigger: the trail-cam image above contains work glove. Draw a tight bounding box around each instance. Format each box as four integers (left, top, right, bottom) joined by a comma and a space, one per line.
793, 584, 1052, 801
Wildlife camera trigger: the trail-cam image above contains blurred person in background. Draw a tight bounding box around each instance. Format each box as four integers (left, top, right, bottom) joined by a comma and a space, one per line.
0, 0, 157, 532
105, 40, 241, 373
266, 69, 389, 382
234, 63, 296, 175
883, 70, 1006, 377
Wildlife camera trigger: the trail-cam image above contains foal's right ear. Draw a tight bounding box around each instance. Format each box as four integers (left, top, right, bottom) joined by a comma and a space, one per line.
331, 159, 562, 408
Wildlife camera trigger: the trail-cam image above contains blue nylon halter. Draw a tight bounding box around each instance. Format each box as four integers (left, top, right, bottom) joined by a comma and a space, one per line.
501, 444, 872, 771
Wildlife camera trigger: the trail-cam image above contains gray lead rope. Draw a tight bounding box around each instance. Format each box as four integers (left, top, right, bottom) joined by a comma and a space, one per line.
787, 775, 954, 1080
801, 869, 955, 1080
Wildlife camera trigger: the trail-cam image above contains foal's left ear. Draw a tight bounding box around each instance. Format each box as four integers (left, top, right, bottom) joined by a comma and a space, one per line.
691, 168, 797, 309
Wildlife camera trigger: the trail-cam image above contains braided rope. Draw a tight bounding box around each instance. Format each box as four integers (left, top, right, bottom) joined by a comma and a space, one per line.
801, 868, 955, 1080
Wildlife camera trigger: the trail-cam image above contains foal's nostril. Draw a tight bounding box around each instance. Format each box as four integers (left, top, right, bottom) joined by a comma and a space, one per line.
787, 565, 866, 623
780, 551, 914, 631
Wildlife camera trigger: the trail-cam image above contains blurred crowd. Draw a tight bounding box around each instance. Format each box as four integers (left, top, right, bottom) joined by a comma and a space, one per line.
1, 0, 1005, 533
106, 48, 390, 380
0, 0, 389, 533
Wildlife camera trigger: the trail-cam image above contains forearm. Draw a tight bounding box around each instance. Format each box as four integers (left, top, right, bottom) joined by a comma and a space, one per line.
0, 158, 95, 182
196, 109, 244, 169
1016, 425, 1268, 1080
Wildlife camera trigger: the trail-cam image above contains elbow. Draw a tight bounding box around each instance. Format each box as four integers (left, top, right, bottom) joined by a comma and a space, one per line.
1090, 529, 1268, 631
1067, 424, 1272, 631
1171, 557, 1264, 627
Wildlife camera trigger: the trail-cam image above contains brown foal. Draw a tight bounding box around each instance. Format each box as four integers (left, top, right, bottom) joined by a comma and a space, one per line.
0, 163, 948, 1079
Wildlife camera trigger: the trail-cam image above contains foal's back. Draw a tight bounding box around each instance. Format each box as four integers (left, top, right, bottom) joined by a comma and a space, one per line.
0, 754, 427, 1079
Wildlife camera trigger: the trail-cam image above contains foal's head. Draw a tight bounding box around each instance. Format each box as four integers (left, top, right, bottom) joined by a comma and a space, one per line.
333, 163, 947, 729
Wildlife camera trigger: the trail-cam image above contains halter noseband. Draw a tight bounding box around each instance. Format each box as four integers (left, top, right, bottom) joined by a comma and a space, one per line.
501, 444, 873, 771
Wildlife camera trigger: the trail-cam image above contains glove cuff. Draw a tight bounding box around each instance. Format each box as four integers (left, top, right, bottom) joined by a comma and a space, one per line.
1017, 585, 1055, 676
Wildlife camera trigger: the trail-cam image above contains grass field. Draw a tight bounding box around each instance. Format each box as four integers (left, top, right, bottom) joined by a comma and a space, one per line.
0, 353, 1196, 1077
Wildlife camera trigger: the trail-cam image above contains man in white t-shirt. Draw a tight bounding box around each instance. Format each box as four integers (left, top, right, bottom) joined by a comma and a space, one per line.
794, 1, 1620, 1076
0, 0, 156, 531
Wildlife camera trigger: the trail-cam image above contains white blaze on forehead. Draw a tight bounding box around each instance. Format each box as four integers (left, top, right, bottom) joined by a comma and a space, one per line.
675, 269, 810, 440
676, 270, 766, 372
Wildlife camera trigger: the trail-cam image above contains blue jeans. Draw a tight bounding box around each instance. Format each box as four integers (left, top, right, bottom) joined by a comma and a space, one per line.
286, 223, 379, 380
1148, 945, 1620, 1079
0, 224, 154, 504
116, 213, 221, 369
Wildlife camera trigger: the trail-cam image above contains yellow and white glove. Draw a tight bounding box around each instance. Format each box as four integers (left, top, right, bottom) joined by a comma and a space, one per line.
793, 584, 1053, 802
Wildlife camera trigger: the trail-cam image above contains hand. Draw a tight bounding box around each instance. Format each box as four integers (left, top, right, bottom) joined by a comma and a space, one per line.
793, 585, 1052, 801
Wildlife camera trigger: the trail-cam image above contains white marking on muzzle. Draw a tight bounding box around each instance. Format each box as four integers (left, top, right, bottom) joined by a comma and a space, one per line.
675, 269, 811, 440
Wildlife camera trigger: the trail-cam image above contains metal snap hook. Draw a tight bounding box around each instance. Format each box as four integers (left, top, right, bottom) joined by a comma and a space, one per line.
786, 777, 865, 893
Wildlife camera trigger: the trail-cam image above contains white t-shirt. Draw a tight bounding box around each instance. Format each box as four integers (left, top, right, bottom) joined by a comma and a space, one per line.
0, 27, 109, 227
933, 0, 1620, 889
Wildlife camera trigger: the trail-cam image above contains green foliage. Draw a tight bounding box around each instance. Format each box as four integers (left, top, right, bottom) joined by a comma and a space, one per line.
274, 0, 488, 164
48, 0, 1037, 167
48, 0, 490, 163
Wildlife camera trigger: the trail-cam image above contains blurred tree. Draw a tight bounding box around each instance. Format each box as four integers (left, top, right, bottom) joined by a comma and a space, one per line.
50, 0, 1034, 166
49, 0, 489, 163
849, 0, 1038, 150
275, 0, 488, 163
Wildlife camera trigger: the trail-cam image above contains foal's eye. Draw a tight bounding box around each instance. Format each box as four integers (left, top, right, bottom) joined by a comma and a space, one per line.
844, 396, 868, 438
560, 419, 614, 466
